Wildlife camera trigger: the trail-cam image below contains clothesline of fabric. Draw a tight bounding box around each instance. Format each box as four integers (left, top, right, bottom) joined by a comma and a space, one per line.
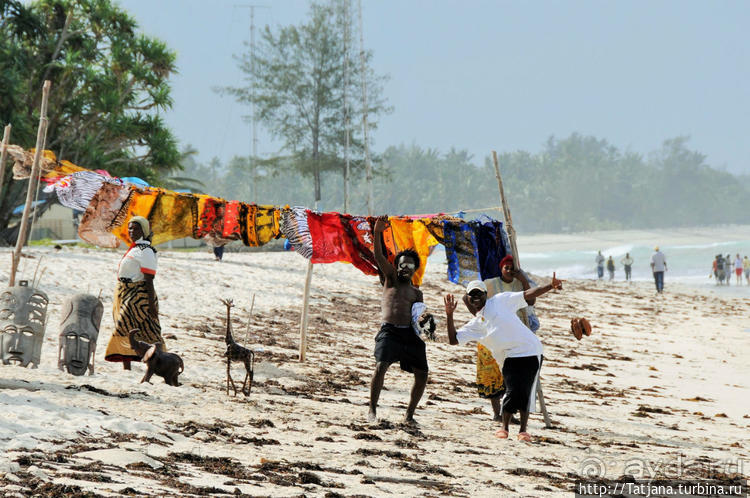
8, 146, 512, 287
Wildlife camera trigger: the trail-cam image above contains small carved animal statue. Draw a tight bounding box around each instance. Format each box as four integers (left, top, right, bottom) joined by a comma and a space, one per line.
128, 330, 183, 386
221, 298, 255, 396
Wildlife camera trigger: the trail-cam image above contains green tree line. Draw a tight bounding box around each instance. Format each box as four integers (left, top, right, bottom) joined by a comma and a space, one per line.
182, 133, 750, 233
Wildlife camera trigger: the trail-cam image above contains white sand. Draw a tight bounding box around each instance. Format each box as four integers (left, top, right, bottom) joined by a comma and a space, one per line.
0, 245, 748, 496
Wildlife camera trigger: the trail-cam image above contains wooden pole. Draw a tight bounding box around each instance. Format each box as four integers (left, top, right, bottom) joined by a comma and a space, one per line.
298, 259, 313, 362
298, 201, 319, 362
358, 0, 373, 215
0, 124, 11, 198
10, 81, 51, 287
491, 150, 552, 428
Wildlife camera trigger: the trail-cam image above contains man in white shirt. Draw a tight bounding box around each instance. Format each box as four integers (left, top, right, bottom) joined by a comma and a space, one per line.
650, 246, 667, 293
444, 274, 562, 442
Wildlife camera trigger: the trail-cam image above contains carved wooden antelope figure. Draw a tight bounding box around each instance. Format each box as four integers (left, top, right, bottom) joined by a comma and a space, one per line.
220, 298, 255, 396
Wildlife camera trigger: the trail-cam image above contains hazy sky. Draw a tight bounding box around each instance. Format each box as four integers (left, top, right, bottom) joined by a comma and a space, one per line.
119, 0, 750, 173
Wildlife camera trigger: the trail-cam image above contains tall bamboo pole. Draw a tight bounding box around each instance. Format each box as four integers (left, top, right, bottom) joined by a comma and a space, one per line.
0, 125, 11, 199
343, 0, 351, 213
357, 0, 373, 215
10, 81, 52, 287
492, 150, 552, 428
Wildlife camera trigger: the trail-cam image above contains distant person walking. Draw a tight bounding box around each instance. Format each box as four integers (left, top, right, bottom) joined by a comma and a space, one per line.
725, 254, 733, 286
743, 255, 750, 285
712, 255, 725, 285
212, 243, 225, 262
595, 251, 605, 280
620, 253, 634, 281
735, 254, 743, 285
606, 256, 615, 281
650, 246, 667, 293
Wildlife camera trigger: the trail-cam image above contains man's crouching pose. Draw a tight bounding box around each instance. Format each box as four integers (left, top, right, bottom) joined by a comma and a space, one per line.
368, 217, 432, 425
444, 274, 562, 442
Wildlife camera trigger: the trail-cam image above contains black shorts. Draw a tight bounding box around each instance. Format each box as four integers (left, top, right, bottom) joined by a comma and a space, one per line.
501, 355, 542, 414
374, 323, 428, 373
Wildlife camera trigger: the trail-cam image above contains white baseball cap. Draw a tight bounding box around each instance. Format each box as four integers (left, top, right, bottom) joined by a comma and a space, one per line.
465, 280, 487, 294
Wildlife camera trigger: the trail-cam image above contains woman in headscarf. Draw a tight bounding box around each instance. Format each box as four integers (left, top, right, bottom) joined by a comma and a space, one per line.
105, 216, 166, 370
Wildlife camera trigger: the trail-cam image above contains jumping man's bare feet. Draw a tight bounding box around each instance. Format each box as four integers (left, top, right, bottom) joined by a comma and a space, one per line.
402, 415, 419, 427
367, 410, 377, 423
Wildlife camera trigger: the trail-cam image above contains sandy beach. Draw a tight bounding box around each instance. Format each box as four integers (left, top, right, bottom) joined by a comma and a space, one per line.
0, 244, 748, 496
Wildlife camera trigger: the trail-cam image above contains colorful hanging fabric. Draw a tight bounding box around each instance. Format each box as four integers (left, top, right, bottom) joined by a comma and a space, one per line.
222, 200, 242, 240
148, 192, 199, 246
308, 212, 378, 275
196, 197, 235, 246
388, 218, 438, 286
9, 147, 85, 180
238, 203, 257, 246
473, 218, 510, 280
422, 214, 464, 246
78, 183, 132, 248
280, 206, 313, 258
110, 187, 159, 244
343, 216, 378, 274
255, 205, 281, 245
43, 171, 124, 212
441, 220, 480, 286
195, 197, 224, 239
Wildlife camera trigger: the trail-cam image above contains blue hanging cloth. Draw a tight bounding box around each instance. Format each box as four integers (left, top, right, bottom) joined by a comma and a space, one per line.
441, 220, 479, 286
473, 217, 509, 280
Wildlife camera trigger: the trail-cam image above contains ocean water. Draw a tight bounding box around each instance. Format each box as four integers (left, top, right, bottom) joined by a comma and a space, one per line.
521, 240, 750, 284
429, 227, 750, 295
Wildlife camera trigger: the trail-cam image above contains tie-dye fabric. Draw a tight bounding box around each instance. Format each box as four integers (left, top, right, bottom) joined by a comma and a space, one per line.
442, 220, 480, 286
148, 192, 199, 246
110, 187, 159, 244
78, 183, 132, 248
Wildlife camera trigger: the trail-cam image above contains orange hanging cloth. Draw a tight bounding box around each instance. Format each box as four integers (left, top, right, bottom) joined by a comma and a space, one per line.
110, 187, 160, 244
388, 217, 438, 286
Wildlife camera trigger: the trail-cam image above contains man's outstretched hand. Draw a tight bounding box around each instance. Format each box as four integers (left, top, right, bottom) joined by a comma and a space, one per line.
374, 216, 388, 233
551, 272, 563, 290
444, 294, 458, 315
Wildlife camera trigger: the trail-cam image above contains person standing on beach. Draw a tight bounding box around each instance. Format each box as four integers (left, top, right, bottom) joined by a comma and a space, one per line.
725, 254, 732, 286
734, 253, 742, 285
595, 251, 605, 280
744, 255, 750, 285
713, 255, 725, 285
443, 274, 563, 442
105, 217, 166, 370
212, 243, 225, 262
650, 246, 667, 293
474, 254, 535, 422
606, 256, 615, 281
368, 217, 432, 425
620, 253, 634, 281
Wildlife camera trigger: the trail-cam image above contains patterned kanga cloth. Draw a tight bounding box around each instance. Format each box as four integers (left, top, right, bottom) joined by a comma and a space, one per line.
148, 192, 199, 246
44, 170, 124, 212
222, 200, 242, 240
474, 218, 511, 280
280, 206, 313, 257
105, 280, 166, 362
78, 183, 132, 248
307, 212, 378, 276
110, 187, 159, 244
254, 205, 281, 246
441, 220, 480, 286
476, 343, 505, 398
